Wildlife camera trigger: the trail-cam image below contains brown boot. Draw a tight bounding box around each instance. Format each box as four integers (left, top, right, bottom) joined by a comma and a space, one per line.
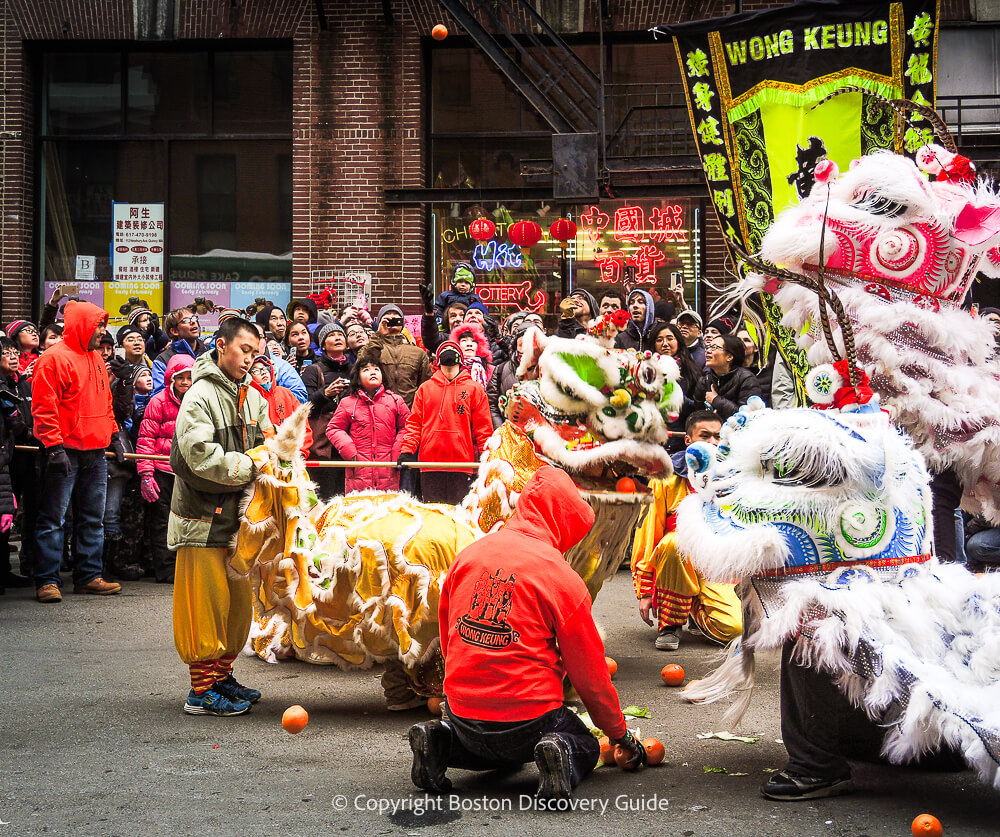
72, 577, 123, 595
36, 583, 63, 603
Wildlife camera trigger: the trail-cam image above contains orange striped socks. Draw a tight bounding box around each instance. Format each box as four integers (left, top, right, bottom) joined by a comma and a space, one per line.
189, 661, 216, 694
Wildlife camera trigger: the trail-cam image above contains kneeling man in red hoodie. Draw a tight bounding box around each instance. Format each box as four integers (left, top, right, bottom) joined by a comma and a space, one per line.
409, 465, 646, 800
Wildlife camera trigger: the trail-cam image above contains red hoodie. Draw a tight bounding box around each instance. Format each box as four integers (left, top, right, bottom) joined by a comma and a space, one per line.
31, 301, 116, 451
400, 367, 492, 472
249, 357, 313, 456
439, 465, 626, 738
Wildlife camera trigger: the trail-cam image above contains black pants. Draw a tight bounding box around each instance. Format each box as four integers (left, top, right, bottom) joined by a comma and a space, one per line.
10, 448, 39, 577
779, 641, 965, 778
148, 471, 175, 582
930, 467, 963, 563
309, 466, 345, 501
421, 471, 473, 505
444, 705, 599, 788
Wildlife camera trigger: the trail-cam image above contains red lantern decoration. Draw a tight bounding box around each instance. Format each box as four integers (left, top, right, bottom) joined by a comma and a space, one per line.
549, 218, 578, 251
469, 217, 496, 241
509, 220, 543, 256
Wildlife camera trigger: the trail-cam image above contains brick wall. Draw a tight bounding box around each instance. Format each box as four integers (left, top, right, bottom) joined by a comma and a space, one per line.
0, 0, 428, 322
0, 0, 982, 323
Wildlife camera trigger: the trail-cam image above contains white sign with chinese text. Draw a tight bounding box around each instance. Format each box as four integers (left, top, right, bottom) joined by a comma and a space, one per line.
112, 202, 165, 283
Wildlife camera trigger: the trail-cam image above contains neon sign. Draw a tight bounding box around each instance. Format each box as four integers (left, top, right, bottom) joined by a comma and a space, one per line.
472, 241, 523, 271
477, 280, 547, 311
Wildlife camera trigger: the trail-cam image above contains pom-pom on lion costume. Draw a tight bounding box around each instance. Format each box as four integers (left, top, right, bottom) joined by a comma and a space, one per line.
232, 330, 683, 697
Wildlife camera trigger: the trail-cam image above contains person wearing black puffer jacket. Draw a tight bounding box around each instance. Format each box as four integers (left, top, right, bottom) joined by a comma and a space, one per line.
689, 334, 762, 422
614, 289, 657, 352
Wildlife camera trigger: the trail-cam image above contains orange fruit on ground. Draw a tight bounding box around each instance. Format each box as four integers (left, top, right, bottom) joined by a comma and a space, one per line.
614, 744, 639, 770
598, 736, 614, 765
431, 24, 448, 40
427, 696, 443, 715
642, 737, 665, 766
911, 814, 943, 837
615, 477, 636, 493
281, 704, 309, 734
606, 656, 618, 678
661, 664, 685, 686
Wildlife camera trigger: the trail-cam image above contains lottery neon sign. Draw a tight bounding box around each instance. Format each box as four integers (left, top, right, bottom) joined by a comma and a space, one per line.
477, 280, 547, 311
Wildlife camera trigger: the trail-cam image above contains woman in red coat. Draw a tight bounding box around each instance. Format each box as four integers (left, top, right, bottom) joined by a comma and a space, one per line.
248, 356, 313, 456
326, 359, 410, 493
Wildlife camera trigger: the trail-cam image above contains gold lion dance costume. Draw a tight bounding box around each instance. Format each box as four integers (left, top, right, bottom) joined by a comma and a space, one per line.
234, 324, 684, 704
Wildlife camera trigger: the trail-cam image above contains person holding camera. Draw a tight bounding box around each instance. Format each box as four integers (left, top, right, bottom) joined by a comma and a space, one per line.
360, 305, 431, 410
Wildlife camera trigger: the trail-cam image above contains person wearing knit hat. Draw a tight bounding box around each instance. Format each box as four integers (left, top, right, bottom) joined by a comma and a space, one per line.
255, 304, 287, 344
98, 330, 116, 363
397, 337, 492, 505
286, 297, 319, 325
216, 308, 244, 325
115, 323, 150, 368
705, 316, 736, 342
432, 262, 486, 323
315, 322, 347, 353
128, 307, 168, 357
376, 304, 405, 330
6, 320, 40, 376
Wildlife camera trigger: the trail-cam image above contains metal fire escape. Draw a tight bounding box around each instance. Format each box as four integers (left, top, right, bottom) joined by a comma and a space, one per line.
433, 0, 700, 199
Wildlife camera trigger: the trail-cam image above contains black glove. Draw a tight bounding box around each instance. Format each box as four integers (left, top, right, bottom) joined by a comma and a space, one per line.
110, 433, 126, 464
107, 356, 131, 381
46, 445, 71, 478
397, 451, 417, 471
613, 730, 648, 769
418, 280, 434, 314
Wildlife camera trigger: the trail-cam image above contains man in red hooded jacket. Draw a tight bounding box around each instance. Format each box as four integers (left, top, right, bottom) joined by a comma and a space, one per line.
408, 465, 646, 800
31, 300, 121, 603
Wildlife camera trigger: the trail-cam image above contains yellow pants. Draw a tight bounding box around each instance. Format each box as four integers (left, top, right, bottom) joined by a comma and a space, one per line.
173, 547, 252, 691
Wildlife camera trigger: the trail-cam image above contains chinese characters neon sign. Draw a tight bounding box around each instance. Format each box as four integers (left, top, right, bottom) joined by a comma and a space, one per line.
581, 203, 687, 284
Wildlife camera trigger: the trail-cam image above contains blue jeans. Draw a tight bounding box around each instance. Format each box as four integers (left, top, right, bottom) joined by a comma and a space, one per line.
103, 472, 129, 537
34, 449, 108, 589
966, 527, 1000, 573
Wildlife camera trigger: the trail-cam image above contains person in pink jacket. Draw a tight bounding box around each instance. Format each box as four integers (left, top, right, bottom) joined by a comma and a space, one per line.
136, 353, 194, 582
326, 358, 409, 493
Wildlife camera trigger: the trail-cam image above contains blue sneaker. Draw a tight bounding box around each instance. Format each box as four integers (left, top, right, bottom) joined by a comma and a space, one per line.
183, 687, 251, 716
215, 674, 261, 704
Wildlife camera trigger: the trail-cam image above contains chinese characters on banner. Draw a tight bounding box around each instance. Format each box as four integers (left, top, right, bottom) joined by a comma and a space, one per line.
113, 202, 164, 282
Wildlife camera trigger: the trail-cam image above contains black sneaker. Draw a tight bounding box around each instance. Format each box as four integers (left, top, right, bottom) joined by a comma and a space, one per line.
409, 721, 453, 793
761, 769, 852, 801
216, 674, 261, 704
534, 734, 572, 800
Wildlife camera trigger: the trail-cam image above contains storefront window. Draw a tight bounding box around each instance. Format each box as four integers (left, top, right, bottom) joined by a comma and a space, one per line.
432, 199, 700, 322
39, 46, 292, 326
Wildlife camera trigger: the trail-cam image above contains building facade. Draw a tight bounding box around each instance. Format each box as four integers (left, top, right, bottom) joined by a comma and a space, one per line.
0, 0, 991, 329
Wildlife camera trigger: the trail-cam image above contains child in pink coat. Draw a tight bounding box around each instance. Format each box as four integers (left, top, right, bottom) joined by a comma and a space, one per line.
326, 359, 409, 493
136, 353, 194, 582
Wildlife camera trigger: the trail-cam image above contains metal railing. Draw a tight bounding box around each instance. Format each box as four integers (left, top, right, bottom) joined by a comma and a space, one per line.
604, 82, 700, 160
936, 94, 1000, 144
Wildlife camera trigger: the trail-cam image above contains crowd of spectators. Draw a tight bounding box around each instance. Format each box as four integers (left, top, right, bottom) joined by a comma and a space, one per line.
0, 269, 994, 602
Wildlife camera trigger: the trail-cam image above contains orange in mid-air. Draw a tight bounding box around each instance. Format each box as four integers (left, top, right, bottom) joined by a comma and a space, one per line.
660, 664, 685, 686
431, 24, 448, 40
427, 697, 443, 715
615, 477, 636, 493
642, 737, 665, 766
614, 744, 640, 770
605, 656, 618, 678
598, 736, 614, 765
281, 705, 309, 734
911, 814, 943, 837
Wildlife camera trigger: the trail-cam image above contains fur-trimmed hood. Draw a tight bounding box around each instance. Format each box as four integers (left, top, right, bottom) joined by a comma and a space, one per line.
450, 321, 492, 362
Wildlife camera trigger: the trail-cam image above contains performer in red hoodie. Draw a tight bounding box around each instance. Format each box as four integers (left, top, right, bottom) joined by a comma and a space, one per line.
408, 465, 646, 799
